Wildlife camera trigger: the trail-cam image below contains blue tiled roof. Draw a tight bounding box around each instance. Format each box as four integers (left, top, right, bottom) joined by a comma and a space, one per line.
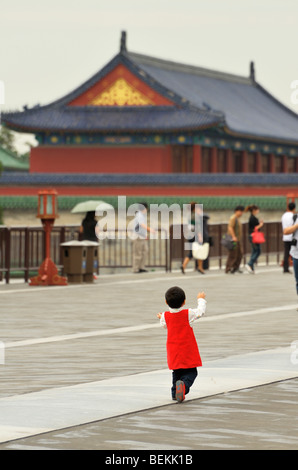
2, 106, 221, 133
1, 172, 298, 186
2, 48, 298, 143
128, 52, 298, 144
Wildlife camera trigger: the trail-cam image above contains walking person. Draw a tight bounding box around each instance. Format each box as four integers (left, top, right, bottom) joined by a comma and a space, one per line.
132, 202, 155, 273
281, 202, 296, 274
245, 205, 264, 274
181, 202, 203, 274
283, 216, 298, 297
225, 205, 244, 274
195, 214, 210, 274
202, 214, 211, 272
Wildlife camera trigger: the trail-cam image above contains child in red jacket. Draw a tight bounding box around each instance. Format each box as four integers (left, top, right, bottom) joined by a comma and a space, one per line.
157, 286, 206, 403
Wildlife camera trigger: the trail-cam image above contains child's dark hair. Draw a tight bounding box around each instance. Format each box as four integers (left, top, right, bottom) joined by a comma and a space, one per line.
165, 286, 186, 309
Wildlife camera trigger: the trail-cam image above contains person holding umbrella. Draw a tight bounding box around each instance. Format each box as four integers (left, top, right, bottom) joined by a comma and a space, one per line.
71, 200, 114, 241
71, 200, 113, 280
80, 211, 97, 242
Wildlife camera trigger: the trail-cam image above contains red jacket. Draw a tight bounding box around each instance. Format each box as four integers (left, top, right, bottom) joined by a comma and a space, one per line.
164, 309, 202, 370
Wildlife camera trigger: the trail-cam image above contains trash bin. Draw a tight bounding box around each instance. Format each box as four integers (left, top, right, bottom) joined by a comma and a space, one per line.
81, 241, 99, 283
61, 241, 87, 283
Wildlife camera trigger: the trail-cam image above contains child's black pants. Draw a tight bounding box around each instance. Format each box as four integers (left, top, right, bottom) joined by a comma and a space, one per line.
171, 367, 198, 399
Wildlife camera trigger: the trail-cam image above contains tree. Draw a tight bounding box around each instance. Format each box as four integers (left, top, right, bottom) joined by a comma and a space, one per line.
0, 126, 18, 156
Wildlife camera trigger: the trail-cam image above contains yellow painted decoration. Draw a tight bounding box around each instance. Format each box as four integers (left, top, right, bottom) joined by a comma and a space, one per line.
89, 78, 154, 106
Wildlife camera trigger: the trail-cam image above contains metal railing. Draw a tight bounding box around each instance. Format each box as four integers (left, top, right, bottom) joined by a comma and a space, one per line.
0, 222, 284, 284
169, 222, 284, 270
0, 226, 169, 283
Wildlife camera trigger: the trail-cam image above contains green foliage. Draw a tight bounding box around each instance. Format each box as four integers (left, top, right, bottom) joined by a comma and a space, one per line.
0, 126, 17, 154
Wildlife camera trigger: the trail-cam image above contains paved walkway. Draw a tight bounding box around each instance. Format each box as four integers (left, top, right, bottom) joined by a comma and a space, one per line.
0, 265, 297, 450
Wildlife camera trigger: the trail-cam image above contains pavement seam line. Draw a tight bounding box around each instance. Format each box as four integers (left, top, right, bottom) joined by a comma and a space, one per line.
3, 304, 297, 349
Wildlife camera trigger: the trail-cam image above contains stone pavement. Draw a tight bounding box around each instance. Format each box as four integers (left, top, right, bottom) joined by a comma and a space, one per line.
0, 264, 297, 450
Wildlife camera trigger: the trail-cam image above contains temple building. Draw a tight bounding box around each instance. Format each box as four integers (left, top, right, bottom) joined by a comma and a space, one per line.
1, 32, 298, 208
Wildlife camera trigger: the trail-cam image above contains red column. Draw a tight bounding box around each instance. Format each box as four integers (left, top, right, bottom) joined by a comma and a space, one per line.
269, 153, 275, 173
193, 145, 202, 173
242, 151, 248, 173
255, 152, 262, 173
226, 149, 233, 172
282, 155, 288, 173
210, 147, 218, 172
165, 145, 173, 172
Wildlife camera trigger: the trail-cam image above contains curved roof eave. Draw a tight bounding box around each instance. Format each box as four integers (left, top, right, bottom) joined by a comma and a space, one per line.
223, 126, 298, 146
2, 42, 298, 144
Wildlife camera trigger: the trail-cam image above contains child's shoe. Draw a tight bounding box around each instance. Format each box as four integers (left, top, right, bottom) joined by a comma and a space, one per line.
175, 380, 185, 403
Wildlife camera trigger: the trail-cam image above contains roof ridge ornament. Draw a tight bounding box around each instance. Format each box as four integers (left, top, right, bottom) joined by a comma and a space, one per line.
250, 61, 256, 82
120, 31, 127, 52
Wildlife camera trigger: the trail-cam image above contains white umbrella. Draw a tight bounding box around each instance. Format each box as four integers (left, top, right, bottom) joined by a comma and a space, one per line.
71, 200, 113, 214
95, 201, 114, 215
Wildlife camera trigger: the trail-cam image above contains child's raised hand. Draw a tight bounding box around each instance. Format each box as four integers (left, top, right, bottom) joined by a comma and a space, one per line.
197, 291, 206, 299
156, 313, 162, 319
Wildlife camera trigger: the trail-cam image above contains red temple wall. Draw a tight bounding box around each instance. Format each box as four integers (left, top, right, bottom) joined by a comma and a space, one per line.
30, 145, 172, 173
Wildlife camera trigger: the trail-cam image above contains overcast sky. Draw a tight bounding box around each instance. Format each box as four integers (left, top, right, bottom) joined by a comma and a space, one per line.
0, 0, 297, 151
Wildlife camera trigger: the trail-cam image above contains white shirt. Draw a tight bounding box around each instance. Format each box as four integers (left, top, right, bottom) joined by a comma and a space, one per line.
282, 211, 295, 242
159, 298, 207, 329
290, 228, 298, 260
134, 211, 147, 239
